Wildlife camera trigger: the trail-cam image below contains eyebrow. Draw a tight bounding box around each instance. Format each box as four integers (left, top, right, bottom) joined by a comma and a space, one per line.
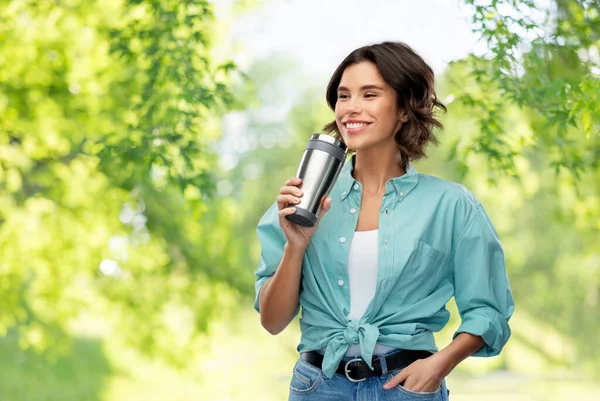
337, 84, 385, 92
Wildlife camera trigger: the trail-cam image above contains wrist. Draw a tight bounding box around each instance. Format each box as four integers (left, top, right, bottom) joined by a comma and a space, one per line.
285, 241, 307, 254
431, 350, 457, 378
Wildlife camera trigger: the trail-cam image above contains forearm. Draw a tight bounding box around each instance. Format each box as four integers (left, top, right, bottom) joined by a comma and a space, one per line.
435, 332, 485, 376
258, 242, 306, 335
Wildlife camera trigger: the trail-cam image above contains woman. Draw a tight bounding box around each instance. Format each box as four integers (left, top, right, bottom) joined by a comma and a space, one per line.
254, 41, 514, 401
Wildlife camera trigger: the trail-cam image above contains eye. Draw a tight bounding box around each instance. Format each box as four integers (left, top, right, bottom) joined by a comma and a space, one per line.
364, 93, 377, 98
338, 93, 350, 99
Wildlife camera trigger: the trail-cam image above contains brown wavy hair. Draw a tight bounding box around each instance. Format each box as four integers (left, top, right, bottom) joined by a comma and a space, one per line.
323, 41, 446, 166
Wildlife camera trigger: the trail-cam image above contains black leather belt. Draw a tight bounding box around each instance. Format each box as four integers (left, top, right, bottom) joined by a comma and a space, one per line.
301, 349, 433, 382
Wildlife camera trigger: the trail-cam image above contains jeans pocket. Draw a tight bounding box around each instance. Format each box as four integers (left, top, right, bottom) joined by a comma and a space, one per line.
388, 369, 442, 399
395, 384, 442, 399
289, 358, 324, 395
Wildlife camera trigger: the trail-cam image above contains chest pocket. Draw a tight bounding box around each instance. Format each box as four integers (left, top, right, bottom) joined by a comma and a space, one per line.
394, 240, 449, 303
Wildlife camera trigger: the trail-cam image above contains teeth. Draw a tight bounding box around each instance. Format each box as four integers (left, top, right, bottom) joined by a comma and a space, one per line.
346, 123, 368, 129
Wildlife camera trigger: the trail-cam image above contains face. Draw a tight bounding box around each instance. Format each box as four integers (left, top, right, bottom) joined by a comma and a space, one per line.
334, 61, 407, 152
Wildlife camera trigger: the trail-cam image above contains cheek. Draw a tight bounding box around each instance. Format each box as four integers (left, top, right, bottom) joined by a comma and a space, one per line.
379, 104, 400, 127
333, 106, 344, 131
334, 103, 344, 119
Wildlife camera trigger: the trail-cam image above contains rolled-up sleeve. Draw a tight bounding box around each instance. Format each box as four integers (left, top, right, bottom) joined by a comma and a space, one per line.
452, 204, 515, 356
253, 202, 286, 313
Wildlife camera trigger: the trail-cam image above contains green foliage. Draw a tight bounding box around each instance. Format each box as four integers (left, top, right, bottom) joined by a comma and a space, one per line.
453, 6, 600, 373
461, 0, 599, 178
99, 0, 235, 194
0, 0, 243, 364
438, 58, 600, 376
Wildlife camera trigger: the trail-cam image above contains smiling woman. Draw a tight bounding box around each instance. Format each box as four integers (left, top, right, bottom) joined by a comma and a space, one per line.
254, 41, 514, 401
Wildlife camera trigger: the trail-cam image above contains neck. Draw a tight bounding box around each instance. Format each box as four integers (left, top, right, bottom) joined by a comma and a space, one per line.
352, 148, 406, 195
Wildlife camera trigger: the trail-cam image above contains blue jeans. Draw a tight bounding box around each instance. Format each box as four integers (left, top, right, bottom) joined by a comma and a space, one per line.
288, 350, 450, 401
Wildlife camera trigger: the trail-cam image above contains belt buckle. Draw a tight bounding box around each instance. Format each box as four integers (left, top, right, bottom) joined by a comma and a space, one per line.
344, 358, 366, 382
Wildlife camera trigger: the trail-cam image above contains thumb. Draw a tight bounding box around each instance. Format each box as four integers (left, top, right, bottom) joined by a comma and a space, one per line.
316, 197, 332, 223
383, 368, 408, 390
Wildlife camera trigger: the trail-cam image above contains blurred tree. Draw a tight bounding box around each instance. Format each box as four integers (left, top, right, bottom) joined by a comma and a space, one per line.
429, 59, 599, 374
216, 54, 313, 285
0, 0, 245, 364
451, 0, 600, 375
458, 0, 599, 179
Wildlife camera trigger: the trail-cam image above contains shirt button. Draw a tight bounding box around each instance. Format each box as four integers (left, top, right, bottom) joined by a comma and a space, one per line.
338, 280, 344, 286
384, 240, 388, 247
340, 237, 346, 243
353, 184, 359, 190
350, 208, 356, 214
381, 280, 386, 288
399, 191, 404, 197
342, 191, 347, 196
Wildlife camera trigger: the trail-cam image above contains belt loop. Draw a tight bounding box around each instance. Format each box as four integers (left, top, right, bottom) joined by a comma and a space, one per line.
378, 354, 388, 376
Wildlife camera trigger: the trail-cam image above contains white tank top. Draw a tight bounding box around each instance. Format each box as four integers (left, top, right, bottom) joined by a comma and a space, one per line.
320, 229, 397, 357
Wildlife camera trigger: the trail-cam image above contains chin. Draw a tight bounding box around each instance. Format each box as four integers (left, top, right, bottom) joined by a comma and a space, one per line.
342, 138, 360, 150
344, 138, 370, 151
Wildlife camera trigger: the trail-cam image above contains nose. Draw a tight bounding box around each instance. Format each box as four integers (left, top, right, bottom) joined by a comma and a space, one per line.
344, 99, 362, 115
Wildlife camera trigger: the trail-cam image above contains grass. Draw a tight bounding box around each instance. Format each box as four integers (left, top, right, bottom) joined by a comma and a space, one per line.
0, 332, 111, 401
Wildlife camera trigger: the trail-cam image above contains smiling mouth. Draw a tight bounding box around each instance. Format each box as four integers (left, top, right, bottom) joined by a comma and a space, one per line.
345, 122, 370, 129
344, 122, 371, 134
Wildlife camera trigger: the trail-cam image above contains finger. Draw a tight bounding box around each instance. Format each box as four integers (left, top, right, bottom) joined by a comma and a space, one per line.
316, 197, 332, 222
285, 177, 302, 187
383, 368, 409, 390
280, 185, 304, 197
276, 194, 302, 209
278, 207, 297, 218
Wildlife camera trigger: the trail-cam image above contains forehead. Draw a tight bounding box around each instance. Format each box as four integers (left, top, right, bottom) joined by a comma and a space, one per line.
338, 61, 387, 89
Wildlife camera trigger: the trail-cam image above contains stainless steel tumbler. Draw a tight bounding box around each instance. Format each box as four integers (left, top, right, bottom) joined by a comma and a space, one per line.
285, 134, 348, 227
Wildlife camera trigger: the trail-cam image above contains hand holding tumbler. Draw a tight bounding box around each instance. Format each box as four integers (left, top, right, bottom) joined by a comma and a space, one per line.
285, 134, 348, 227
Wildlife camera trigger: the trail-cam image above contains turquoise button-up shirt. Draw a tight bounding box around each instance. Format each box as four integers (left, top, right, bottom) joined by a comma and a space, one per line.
254, 156, 514, 379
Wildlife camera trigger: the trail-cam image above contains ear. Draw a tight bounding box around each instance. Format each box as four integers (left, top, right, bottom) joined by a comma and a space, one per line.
398, 109, 409, 123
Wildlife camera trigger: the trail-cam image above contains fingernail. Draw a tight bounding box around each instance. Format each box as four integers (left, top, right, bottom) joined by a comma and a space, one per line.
383, 383, 390, 389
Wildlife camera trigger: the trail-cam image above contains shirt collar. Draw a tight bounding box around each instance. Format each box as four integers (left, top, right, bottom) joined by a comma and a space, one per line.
339, 154, 419, 201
